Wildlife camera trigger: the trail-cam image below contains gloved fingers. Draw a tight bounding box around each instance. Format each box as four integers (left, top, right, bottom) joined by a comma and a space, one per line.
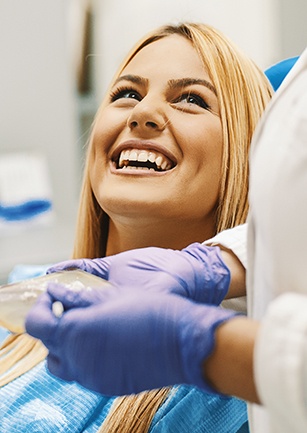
90, 257, 111, 279
47, 259, 97, 275
25, 292, 59, 343
46, 282, 113, 310
47, 257, 112, 280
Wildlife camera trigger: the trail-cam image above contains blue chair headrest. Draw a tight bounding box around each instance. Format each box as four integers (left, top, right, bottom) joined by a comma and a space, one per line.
265, 56, 299, 91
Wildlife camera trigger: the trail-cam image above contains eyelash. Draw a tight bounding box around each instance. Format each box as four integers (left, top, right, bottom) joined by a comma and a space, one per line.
110, 86, 141, 102
109, 86, 211, 110
174, 93, 210, 110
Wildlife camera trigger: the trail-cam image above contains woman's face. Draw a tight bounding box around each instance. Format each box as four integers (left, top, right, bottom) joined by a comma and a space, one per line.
90, 34, 223, 229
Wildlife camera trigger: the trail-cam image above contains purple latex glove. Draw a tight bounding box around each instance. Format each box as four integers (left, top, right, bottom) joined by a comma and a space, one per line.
47, 243, 230, 306
26, 282, 237, 396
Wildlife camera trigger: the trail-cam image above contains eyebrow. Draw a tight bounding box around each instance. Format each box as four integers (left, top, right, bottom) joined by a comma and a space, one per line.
168, 78, 217, 96
114, 75, 217, 96
114, 74, 148, 86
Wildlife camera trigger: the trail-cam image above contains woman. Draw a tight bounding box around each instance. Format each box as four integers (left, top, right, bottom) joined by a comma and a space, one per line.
0, 22, 272, 432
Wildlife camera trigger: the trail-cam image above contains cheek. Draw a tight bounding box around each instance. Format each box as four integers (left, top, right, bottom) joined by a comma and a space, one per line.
182, 119, 223, 206
179, 117, 223, 169
92, 108, 127, 156
89, 159, 102, 207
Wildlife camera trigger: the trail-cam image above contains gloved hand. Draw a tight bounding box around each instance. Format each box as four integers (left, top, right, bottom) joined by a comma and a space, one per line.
25, 282, 238, 396
47, 243, 230, 306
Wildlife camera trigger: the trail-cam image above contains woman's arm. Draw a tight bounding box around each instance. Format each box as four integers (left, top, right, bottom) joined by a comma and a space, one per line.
219, 247, 246, 299
204, 316, 260, 403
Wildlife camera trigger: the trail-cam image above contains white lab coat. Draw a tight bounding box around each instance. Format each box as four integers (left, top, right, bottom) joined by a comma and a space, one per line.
248, 47, 307, 432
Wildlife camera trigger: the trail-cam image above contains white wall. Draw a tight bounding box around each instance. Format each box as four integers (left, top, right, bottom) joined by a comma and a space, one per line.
279, 0, 307, 58
0, 0, 79, 215
0, 0, 79, 282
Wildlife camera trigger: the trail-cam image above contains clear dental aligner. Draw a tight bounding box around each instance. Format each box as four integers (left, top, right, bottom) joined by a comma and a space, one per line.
0, 270, 111, 333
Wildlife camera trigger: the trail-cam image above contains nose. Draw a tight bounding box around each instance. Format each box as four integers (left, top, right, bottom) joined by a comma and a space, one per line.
127, 97, 167, 132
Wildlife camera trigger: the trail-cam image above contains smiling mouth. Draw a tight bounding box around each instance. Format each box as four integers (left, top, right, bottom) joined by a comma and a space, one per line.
114, 148, 175, 172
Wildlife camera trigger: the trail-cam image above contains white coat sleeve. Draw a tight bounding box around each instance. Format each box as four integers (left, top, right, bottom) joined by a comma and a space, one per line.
255, 293, 307, 432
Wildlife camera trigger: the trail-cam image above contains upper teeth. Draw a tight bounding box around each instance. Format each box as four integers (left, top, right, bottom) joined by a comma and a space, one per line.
118, 149, 172, 171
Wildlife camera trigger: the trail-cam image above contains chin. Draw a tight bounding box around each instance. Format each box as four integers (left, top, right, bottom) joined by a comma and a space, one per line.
101, 196, 180, 220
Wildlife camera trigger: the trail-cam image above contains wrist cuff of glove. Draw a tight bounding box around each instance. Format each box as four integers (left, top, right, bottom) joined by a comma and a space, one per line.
183, 243, 231, 305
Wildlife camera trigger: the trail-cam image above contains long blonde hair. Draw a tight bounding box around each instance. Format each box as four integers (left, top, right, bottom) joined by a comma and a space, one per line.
0, 22, 273, 433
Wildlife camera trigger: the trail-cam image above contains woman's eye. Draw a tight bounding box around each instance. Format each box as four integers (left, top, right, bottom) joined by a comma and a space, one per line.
110, 88, 141, 102
175, 93, 210, 110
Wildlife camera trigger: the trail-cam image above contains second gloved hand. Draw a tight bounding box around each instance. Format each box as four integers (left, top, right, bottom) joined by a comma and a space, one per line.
25, 282, 237, 396
47, 243, 230, 305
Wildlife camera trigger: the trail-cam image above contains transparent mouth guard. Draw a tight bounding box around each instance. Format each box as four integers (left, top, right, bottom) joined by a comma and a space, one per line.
0, 270, 112, 334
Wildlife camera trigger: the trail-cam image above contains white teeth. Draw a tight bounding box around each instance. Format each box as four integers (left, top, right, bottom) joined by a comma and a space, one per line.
138, 151, 148, 162
117, 148, 173, 171
155, 156, 163, 167
119, 150, 130, 167
119, 153, 125, 167
130, 150, 138, 161
161, 160, 167, 170
123, 150, 130, 160
148, 152, 156, 163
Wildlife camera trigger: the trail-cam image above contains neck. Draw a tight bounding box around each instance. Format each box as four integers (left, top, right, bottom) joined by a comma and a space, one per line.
105, 215, 216, 256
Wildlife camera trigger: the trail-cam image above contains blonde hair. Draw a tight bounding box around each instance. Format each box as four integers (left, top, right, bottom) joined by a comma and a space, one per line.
0, 22, 273, 432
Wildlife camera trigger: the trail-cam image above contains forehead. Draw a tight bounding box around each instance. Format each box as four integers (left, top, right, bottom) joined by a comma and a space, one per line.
122, 34, 209, 81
